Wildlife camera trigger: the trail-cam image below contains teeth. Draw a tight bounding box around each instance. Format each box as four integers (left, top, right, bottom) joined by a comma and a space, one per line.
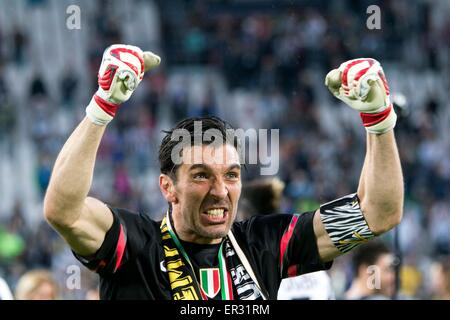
206, 209, 225, 218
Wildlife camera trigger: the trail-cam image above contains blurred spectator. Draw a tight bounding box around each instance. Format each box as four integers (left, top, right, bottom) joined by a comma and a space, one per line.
85, 283, 100, 300
430, 257, 450, 300
29, 74, 48, 98
60, 68, 79, 109
237, 177, 285, 221
15, 269, 59, 300
36, 155, 52, 197
345, 241, 395, 300
0, 218, 26, 262
429, 201, 450, 255
113, 162, 133, 204
400, 264, 422, 299
12, 25, 27, 66
0, 66, 16, 141
24, 222, 56, 269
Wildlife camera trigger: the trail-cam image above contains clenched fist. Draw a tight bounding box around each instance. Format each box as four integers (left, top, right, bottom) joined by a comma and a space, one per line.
86, 44, 161, 125
325, 58, 396, 134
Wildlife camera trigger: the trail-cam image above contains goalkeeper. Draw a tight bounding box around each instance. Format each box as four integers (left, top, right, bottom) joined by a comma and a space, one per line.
44, 45, 403, 300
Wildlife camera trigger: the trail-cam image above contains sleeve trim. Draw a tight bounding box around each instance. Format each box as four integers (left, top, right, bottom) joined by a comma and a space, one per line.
279, 214, 299, 275
113, 224, 127, 272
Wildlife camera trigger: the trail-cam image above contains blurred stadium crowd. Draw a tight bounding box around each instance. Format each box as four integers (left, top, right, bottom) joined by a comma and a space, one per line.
0, 0, 449, 299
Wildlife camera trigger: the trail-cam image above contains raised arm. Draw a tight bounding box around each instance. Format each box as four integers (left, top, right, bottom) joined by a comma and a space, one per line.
357, 131, 403, 233
44, 45, 160, 256
313, 58, 404, 262
44, 118, 112, 256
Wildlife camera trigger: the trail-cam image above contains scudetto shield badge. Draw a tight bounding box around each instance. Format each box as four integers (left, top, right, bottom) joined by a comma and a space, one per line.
199, 268, 220, 298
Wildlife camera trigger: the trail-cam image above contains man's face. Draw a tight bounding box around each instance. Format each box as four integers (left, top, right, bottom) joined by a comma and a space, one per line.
168, 144, 241, 244
376, 253, 396, 297
29, 281, 57, 300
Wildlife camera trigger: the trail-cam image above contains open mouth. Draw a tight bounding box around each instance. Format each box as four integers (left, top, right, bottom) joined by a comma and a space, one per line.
201, 208, 229, 224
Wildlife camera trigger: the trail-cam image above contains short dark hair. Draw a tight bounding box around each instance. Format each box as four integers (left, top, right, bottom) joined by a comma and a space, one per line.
352, 240, 391, 274
158, 116, 240, 179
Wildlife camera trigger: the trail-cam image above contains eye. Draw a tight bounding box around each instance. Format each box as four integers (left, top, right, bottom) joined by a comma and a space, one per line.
193, 172, 208, 180
225, 172, 239, 180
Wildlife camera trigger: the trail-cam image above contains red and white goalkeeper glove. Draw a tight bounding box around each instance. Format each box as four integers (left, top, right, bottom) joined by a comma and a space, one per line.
325, 58, 396, 134
86, 44, 161, 125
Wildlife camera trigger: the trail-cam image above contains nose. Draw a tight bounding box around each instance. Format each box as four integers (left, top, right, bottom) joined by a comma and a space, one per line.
209, 178, 228, 200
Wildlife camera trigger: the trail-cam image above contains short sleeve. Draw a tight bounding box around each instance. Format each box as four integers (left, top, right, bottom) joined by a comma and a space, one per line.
233, 211, 332, 281
279, 211, 332, 278
73, 207, 152, 276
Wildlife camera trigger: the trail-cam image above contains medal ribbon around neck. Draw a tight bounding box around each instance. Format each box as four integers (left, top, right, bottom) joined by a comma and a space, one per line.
165, 211, 234, 300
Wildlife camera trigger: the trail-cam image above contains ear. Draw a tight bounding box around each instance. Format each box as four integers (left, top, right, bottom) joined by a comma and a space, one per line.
159, 174, 178, 204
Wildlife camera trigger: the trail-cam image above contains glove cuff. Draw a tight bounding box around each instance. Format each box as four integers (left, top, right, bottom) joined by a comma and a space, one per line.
85, 95, 118, 126
360, 104, 397, 134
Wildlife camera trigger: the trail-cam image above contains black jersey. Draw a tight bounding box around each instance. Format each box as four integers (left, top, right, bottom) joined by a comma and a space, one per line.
74, 207, 331, 300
